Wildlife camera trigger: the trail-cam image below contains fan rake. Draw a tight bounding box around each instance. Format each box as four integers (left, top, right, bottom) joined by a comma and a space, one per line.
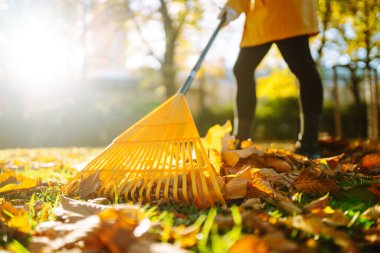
64, 17, 226, 208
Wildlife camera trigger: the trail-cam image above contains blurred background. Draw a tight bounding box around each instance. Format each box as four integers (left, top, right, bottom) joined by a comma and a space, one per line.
0, 0, 378, 148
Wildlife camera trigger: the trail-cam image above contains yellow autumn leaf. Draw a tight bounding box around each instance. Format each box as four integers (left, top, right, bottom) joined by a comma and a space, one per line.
228, 235, 270, 253
0, 170, 37, 194
202, 121, 232, 153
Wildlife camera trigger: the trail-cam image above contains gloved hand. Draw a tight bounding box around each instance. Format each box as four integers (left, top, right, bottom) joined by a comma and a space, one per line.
218, 5, 238, 26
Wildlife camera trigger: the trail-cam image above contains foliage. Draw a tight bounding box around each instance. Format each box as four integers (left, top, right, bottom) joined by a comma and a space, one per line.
256, 69, 299, 99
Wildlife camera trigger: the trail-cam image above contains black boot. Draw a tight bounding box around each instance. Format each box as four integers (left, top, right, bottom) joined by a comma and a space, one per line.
234, 118, 252, 141
295, 113, 321, 159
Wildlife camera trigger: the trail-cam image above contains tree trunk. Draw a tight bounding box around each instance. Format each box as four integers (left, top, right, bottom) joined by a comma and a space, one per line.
348, 65, 361, 106
162, 38, 177, 98
364, 67, 373, 140
332, 66, 342, 137
363, 1, 375, 141
373, 68, 379, 141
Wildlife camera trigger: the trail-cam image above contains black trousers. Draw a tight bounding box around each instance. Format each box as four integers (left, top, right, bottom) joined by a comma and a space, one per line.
233, 35, 323, 140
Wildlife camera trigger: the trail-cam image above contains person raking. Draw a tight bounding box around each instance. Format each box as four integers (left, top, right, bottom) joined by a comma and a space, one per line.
218, 0, 324, 158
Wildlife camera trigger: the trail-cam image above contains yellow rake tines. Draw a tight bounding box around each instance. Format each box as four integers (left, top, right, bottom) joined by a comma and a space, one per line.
64, 94, 226, 208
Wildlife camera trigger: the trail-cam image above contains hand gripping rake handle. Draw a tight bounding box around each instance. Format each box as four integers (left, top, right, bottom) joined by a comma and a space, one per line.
178, 15, 226, 95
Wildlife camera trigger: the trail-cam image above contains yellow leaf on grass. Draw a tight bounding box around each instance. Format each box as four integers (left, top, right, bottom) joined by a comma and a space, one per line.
0, 178, 37, 194
0, 199, 31, 234
0, 170, 37, 194
228, 235, 269, 253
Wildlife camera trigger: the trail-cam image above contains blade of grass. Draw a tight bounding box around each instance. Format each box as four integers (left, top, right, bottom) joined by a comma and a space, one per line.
198, 207, 217, 253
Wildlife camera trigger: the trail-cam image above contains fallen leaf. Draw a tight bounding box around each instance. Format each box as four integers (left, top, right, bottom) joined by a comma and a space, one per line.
228, 235, 270, 253
264, 156, 292, 172
262, 232, 298, 251
285, 215, 356, 251
0, 170, 37, 194
363, 228, 380, 244
222, 147, 263, 167
224, 177, 249, 200
66, 170, 101, 198
293, 169, 338, 195
276, 198, 303, 214
360, 153, 380, 169
203, 121, 232, 153
208, 149, 223, 175
246, 178, 276, 198
305, 194, 329, 211
240, 198, 265, 210
222, 151, 240, 167
55, 196, 110, 223
320, 154, 345, 170
323, 209, 350, 227
128, 240, 190, 253
224, 167, 253, 200
0, 199, 31, 234
361, 204, 380, 220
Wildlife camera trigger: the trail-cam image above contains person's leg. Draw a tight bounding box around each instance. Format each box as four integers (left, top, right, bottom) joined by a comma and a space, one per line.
233, 44, 271, 141
276, 35, 323, 157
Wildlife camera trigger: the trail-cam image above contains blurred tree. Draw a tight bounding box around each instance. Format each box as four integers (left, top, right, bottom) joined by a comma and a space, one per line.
318, 0, 380, 140
126, 0, 204, 98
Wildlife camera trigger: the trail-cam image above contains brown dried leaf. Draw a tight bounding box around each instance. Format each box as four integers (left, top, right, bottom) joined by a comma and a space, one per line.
264, 156, 292, 172
305, 194, 329, 211
360, 153, 380, 169
128, 240, 190, 253
240, 198, 265, 210
324, 154, 345, 170
224, 177, 249, 200
55, 196, 110, 223
30, 215, 101, 252
285, 215, 356, 251
276, 198, 303, 214
293, 169, 338, 195
262, 232, 298, 251
68, 170, 101, 198
224, 166, 254, 200
323, 209, 350, 227
98, 208, 147, 253
361, 204, 380, 220
247, 178, 276, 198
364, 228, 380, 244
228, 235, 270, 253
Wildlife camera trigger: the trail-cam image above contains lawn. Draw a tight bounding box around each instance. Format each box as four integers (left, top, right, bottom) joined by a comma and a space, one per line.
1, 128, 380, 253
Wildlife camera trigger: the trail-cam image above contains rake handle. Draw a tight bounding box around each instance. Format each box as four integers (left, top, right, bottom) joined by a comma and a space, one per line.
178, 15, 226, 95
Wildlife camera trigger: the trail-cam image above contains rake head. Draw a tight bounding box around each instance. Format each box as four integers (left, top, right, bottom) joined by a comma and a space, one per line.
64, 94, 226, 208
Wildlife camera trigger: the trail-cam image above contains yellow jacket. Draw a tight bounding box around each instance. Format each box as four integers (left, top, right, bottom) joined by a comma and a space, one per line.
227, 0, 320, 47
